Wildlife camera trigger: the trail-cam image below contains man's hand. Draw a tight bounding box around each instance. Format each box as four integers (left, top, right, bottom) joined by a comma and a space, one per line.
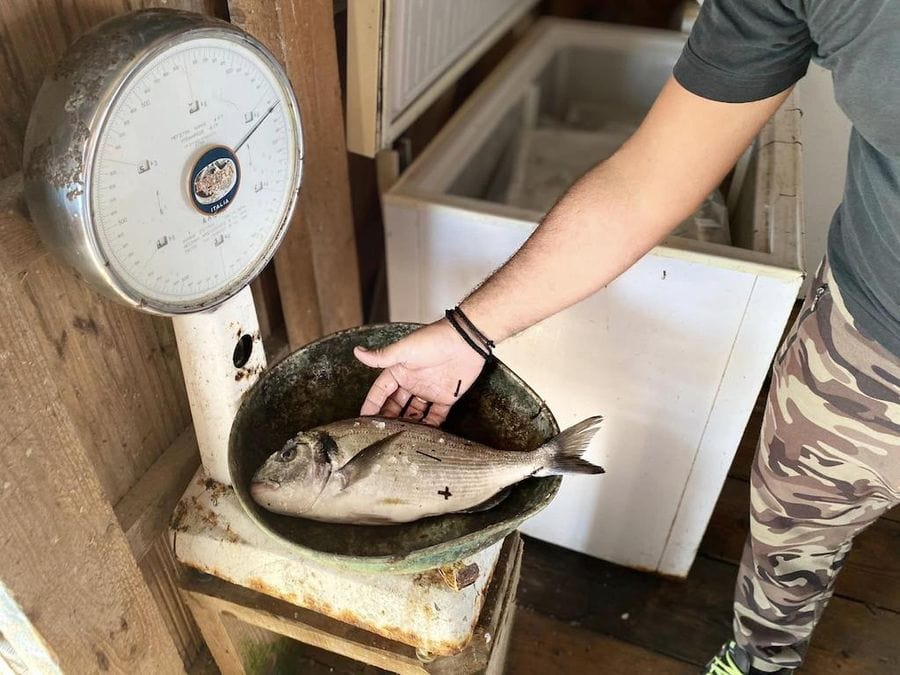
354, 320, 486, 426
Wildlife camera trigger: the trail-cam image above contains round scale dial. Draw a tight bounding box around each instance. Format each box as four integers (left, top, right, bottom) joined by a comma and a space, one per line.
24, 10, 303, 315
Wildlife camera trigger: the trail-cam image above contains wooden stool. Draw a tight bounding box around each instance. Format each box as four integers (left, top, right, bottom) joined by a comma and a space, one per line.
181, 534, 522, 674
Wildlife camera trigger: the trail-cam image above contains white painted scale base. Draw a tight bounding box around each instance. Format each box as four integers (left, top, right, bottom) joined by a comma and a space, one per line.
171, 468, 503, 656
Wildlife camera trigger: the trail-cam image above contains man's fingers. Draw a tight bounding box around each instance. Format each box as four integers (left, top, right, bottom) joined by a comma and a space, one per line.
360, 370, 400, 416
423, 403, 451, 427
354, 342, 404, 369
382, 388, 411, 418
401, 395, 432, 422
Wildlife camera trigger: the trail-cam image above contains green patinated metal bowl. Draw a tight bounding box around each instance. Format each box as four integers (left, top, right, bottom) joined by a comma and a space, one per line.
229, 323, 560, 574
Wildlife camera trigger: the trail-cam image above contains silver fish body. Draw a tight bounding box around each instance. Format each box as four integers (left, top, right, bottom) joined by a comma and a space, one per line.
250, 416, 604, 525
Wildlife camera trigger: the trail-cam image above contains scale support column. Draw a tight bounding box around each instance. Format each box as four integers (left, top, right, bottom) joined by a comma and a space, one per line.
172, 286, 266, 485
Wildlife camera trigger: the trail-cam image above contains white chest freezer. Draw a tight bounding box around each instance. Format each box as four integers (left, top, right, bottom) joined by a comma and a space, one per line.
378, 17, 803, 578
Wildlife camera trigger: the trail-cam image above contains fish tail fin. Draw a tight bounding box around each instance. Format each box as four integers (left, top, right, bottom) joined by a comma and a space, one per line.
533, 416, 605, 476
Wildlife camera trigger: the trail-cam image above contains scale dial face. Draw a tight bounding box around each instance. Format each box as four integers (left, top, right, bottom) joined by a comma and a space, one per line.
24, 11, 303, 314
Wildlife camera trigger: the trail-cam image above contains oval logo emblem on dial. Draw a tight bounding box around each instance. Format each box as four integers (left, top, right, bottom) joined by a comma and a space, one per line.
190, 146, 240, 214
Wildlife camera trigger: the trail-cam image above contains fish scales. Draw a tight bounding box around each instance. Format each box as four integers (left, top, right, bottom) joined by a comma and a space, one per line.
250, 415, 605, 525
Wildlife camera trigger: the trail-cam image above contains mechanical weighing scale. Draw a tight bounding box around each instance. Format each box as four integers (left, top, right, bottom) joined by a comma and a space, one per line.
21, 8, 515, 666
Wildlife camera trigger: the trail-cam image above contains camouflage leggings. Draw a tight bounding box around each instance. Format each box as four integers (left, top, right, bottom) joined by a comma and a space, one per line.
733, 258, 900, 673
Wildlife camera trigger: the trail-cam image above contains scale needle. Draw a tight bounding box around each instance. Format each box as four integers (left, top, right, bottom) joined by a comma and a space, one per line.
234, 100, 279, 153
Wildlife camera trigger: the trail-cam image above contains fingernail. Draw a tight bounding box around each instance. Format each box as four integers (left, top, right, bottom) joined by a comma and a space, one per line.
355, 345, 368, 353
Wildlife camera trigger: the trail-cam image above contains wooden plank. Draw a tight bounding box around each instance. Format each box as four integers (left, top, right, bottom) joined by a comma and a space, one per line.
482, 550, 520, 675
183, 594, 247, 675
484, 600, 515, 675
517, 536, 900, 670
139, 537, 205, 667
0, 175, 192, 505
0, 264, 185, 673
346, 0, 384, 157
181, 576, 427, 675
115, 426, 200, 562
229, 0, 363, 349
249, 264, 287, 357
702, 476, 900, 613
507, 608, 695, 675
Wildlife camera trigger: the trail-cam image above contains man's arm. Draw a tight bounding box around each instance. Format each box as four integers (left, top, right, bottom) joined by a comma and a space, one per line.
356, 77, 792, 424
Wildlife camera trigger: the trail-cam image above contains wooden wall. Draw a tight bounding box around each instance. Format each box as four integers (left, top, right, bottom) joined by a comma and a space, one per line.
0, 0, 360, 671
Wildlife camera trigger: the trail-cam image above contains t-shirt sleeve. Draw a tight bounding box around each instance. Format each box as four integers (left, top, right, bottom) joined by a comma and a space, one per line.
674, 0, 814, 103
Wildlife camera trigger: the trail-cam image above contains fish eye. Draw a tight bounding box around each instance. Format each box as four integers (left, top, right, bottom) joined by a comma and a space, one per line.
279, 446, 297, 462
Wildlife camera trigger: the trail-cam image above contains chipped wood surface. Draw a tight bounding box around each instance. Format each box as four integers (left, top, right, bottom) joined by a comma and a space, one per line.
182, 576, 428, 675
183, 593, 247, 674
0, 243, 185, 673
229, 0, 363, 349
139, 536, 205, 667
0, 172, 191, 505
115, 427, 201, 562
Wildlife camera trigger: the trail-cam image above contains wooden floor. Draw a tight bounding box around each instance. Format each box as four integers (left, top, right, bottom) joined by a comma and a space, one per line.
222, 384, 900, 674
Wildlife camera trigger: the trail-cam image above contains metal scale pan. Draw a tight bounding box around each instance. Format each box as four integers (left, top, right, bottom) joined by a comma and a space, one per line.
229, 322, 561, 574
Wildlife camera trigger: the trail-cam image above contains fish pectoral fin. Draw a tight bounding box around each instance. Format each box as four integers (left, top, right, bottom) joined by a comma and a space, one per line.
455, 487, 513, 514
334, 430, 406, 489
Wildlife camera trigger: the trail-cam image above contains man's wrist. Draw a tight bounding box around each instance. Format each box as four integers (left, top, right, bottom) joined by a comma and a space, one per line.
444, 308, 493, 359
456, 300, 508, 345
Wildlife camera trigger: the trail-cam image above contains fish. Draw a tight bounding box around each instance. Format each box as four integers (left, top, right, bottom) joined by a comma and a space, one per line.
249, 415, 605, 525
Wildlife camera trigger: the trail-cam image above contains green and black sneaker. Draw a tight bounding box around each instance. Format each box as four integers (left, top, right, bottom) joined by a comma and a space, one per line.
703, 641, 750, 675
703, 641, 795, 675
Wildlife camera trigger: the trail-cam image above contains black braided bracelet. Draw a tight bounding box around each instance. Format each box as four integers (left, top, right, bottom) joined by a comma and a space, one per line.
453, 305, 496, 349
445, 309, 490, 359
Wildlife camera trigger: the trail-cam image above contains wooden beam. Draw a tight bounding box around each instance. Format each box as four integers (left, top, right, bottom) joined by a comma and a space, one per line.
182, 594, 247, 674
182, 576, 428, 675
229, 0, 363, 349
346, 0, 384, 156
139, 537, 205, 668
0, 175, 192, 507
0, 245, 185, 674
0, 175, 201, 670
115, 427, 200, 563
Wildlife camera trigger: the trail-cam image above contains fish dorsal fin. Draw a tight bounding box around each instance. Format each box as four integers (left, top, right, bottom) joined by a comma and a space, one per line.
335, 430, 406, 489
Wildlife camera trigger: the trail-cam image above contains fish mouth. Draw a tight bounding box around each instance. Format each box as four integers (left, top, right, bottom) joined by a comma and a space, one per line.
249, 479, 280, 500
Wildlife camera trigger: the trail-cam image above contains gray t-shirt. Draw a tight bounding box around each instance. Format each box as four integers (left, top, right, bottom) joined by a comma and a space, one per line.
674, 0, 900, 358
